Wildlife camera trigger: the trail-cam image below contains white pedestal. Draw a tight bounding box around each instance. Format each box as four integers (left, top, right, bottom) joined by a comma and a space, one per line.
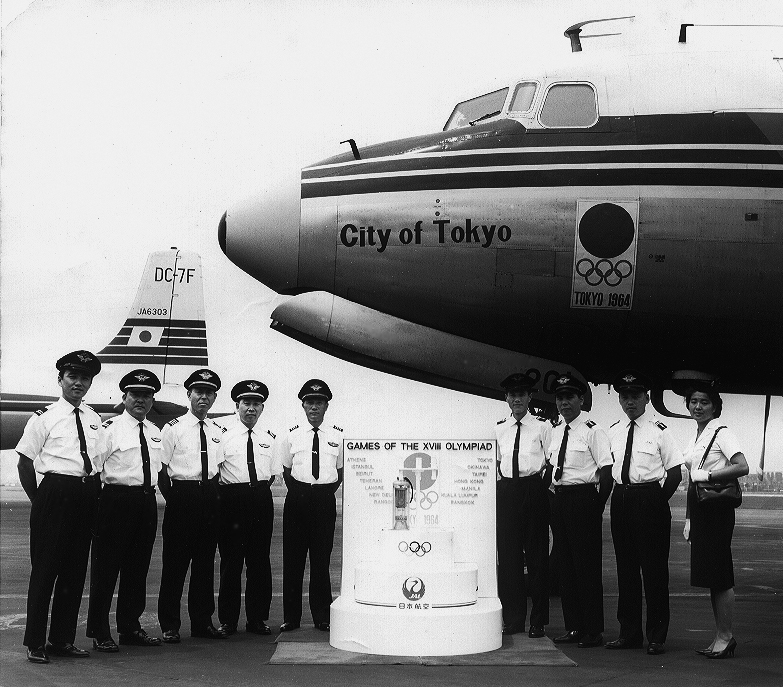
330, 596, 502, 656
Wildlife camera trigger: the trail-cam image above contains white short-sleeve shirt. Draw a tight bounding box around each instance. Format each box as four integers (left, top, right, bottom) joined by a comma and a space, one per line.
94, 410, 164, 486
547, 413, 612, 486
16, 397, 102, 477
160, 411, 226, 480
219, 420, 282, 484
607, 411, 684, 484
277, 422, 344, 485
683, 419, 743, 472
495, 412, 551, 478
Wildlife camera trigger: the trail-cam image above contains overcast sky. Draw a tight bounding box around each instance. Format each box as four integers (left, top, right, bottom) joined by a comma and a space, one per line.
2, 0, 782, 471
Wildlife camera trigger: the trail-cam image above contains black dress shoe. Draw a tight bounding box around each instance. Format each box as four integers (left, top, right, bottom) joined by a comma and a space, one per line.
578, 633, 604, 648
246, 621, 272, 635
119, 629, 162, 646
647, 643, 665, 655
705, 637, 736, 659
279, 622, 300, 632
605, 637, 642, 650
27, 646, 49, 664
528, 626, 545, 639
92, 637, 119, 653
315, 622, 330, 632
161, 630, 181, 644
218, 623, 237, 636
502, 624, 522, 635
553, 630, 581, 644
191, 625, 228, 639
45, 642, 90, 657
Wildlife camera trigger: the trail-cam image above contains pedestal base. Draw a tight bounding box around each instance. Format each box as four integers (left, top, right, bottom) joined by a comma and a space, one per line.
330, 596, 502, 656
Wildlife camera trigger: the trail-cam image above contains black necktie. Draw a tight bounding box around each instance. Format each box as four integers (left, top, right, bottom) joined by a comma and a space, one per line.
74, 408, 92, 476
139, 422, 152, 492
199, 420, 209, 486
312, 427, 320, 480
555, 424, 570, 482
247, 429, 258, 487
621, 420, 635, 485
511, 420, 521, 479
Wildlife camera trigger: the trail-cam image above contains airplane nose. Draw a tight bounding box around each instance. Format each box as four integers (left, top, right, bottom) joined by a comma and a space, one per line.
218, 179, 301, 293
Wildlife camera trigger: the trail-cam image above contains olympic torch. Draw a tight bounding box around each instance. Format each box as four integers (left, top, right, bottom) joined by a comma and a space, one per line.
393, 472, 413, 530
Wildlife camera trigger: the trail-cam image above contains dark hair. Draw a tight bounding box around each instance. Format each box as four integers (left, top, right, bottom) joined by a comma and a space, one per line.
684, 386, 723, 418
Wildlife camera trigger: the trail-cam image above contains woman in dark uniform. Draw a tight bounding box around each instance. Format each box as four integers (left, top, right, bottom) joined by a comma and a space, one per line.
682, 385, 748, 659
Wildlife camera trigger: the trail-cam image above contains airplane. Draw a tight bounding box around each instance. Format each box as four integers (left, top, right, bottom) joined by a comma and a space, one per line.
217, 16, 783, 430
0, 248, 221, 450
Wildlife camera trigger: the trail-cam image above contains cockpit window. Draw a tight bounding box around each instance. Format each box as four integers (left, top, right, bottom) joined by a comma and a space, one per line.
444, 88, 509, 131
539, 83, 597, 128
509, 82, 537, 113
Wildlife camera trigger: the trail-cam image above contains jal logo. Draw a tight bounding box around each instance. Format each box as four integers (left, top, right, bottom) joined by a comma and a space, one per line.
402, 577, 425, 601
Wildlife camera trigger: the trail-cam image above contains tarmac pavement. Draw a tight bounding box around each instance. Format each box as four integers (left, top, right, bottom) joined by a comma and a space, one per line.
1, 488, 781, 687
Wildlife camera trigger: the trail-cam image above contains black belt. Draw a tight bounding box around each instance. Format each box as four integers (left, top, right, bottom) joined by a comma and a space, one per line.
44, 472, 99, 484
103, 483, 156, 495
500, 474, 542, 482
219, 482, 270, 490
614, 481, 660, 490
290, 478, 335, 490
553, 483, 597, 493
171, 478, 216, 489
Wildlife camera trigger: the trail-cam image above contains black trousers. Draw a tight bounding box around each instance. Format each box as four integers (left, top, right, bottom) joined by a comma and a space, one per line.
24, 473, 98, 648
282, 480, 336, 626
496, 476, 550, 629
610, 483, 672, 644
158, 480, 219, 632
217, 482, 274, 627
551, 484, 604, 636
87, 485, 158, 639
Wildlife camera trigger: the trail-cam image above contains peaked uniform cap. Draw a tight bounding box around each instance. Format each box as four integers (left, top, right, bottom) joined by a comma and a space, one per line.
231, 380, 269, 402
184, 368, 221, 391
56, 350, 101, 377
298, 379, 332, 401
612, 369, 652, 392
500, 371, 537, 391
552, 372, 588, 395
119, 369, 161, 392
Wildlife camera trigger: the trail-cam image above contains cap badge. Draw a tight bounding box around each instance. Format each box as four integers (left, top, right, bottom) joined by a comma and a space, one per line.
77, 353, 92, 362
135, 373, 150, 382
248, 382, 260, 391
622, 374, 636, 383
199, 371, 213, 380
557, 376, 570, 385
310, 384, 322, 391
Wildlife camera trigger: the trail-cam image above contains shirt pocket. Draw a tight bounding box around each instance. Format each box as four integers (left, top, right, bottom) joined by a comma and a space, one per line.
568, 439, 590, 466
47, 422, 75, 453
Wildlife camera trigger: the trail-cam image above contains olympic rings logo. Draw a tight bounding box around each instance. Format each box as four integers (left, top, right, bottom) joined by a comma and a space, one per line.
398, 541, 432, 556
576, 258, 633, 287
410, 490, 438, 510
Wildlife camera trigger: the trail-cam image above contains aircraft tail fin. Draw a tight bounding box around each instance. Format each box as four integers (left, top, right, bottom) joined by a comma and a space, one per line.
97, 249, 208, 385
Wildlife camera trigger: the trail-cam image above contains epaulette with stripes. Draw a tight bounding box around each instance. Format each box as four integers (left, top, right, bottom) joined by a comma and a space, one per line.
289, 424, 299, 432
34, 409, 47, 416
333, 425, 343, 432
102, 419, 114, 429
585, 420, 596, 428
167, 418, 179, 426
655, 421, 667, 430
266, 429, 276, 439
497, 418, 507, 425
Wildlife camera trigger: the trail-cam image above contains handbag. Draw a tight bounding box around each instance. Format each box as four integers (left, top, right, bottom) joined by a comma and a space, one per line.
694, 426, 742, 508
